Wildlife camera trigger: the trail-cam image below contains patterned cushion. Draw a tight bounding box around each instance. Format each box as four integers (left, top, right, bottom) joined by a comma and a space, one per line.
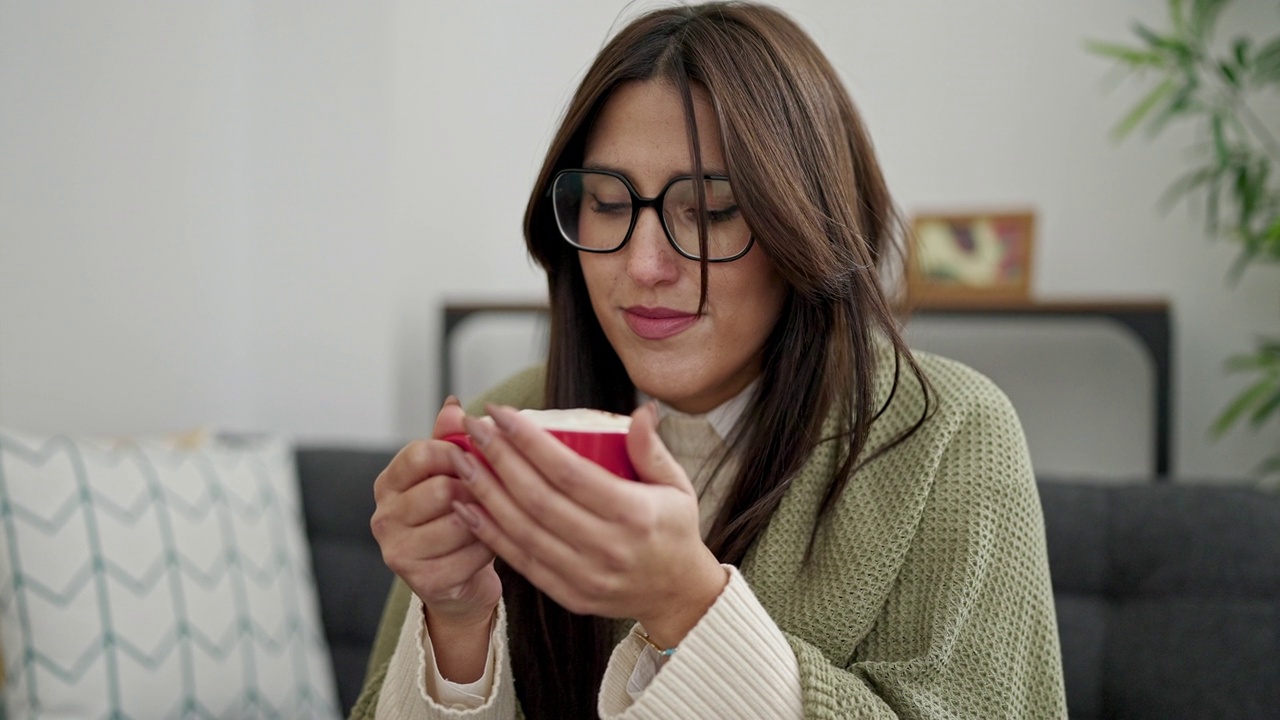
0, 430, 340, 719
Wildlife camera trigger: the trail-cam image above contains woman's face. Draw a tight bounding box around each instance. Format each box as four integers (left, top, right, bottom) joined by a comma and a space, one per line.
578, 80, 788, 415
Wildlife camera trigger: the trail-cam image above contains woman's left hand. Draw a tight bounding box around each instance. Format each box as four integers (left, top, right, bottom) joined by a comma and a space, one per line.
448, 402, 729, 649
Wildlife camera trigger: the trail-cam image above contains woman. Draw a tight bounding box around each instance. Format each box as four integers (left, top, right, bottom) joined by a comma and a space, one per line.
354, 3, 1066, 718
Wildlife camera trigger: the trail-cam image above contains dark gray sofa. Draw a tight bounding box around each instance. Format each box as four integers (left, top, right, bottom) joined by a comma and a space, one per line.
297, 448, 397, 714
1041, 481, 1280, 720
297, 446, 1280, 718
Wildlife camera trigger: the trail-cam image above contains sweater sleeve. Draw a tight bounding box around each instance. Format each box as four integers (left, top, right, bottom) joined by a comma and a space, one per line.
371, 594, 516, 720
597, 566, 804, 718
349, 367, 546, 720
778, 378, 1067, 719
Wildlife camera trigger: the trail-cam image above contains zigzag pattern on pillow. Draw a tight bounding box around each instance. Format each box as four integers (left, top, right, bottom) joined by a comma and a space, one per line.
0, 430, 340, 719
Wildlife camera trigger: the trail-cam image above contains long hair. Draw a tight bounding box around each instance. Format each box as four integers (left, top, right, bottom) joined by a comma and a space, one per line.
507, 3, 932, 717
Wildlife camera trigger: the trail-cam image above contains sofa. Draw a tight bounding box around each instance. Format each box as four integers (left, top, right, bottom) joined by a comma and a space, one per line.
1040, 480, 1280, 720
297, 447, 398, 715
299, 446, 1280, 719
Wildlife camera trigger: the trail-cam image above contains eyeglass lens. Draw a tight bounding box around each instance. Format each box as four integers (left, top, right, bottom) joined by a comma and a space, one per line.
552, 171, 750, 260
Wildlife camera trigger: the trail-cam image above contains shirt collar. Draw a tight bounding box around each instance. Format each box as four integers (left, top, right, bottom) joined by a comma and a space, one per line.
638, 378, 758, 442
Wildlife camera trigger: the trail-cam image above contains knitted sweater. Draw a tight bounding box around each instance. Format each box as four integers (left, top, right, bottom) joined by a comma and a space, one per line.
351, 350, 1068, 719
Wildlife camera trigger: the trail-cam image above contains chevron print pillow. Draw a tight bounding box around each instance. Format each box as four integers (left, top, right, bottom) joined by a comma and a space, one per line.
0, 430, 341, 719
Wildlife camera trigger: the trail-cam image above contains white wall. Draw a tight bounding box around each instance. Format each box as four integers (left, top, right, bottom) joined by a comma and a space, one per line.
1, 1, 1275, 480
0, 1, 396, 441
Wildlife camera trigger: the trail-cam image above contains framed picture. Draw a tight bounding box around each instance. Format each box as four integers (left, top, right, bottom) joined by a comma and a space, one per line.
906, 211, 1035, 306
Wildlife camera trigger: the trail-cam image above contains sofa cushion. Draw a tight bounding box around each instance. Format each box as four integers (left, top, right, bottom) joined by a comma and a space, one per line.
1051, 593, 1107, 720
1040, 480, 1280, 720
296, 446, 396, 714
0, 429, 341, 719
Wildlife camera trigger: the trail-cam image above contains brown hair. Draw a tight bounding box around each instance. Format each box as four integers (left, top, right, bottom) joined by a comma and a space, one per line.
506, 3, 932, 717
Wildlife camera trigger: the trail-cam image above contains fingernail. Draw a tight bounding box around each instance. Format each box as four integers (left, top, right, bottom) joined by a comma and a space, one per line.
452, 501, 482, 530
444, 395, 461, 407
487, 404, 517, 434
464, 415, 493, 447
451, 446, 478, 481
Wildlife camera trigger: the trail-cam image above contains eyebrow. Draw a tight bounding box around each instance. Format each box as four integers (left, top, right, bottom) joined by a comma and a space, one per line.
580, 162, 729, 183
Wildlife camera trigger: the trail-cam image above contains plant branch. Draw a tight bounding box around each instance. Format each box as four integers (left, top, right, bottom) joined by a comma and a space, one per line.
1237, 100, 1280, 163
1193, 53, 1280, 163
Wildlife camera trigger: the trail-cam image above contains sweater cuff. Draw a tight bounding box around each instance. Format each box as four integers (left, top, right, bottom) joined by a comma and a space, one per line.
597, 565, 804, 719
423, 602, 497, 705
374, 593, 515, 720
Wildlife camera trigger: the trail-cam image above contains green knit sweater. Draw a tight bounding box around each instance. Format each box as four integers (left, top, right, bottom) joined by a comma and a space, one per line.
350, 351, 1067, 719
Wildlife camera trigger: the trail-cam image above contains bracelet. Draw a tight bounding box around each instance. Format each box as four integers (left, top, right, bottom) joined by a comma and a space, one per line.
635, 627, 677, 658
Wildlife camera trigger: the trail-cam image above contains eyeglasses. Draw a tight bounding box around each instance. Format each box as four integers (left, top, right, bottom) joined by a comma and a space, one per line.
550, 169, 754, 262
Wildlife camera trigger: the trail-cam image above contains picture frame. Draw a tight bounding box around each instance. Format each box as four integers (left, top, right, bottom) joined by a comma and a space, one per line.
906, 210, 1036, 307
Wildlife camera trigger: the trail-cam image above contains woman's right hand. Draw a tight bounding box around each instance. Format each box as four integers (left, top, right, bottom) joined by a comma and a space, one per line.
371, 396, 501, 681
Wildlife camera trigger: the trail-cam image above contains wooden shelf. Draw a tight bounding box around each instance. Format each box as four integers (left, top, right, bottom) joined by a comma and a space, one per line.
903, 297, 1170, 314
441, 297, 1175, 478
906, 298, 1173, 478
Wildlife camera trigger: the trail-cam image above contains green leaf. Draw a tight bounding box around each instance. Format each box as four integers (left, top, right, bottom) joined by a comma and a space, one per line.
1234, 38, 1251, 66
1256, 453, 1280, 476
1219, 60, 1240, 87
1211, 114, 1229, 162
1245, 160, 1271, 224
1114, 78, 1178, 140
1224, 342, 1280, 371
1234, 168, 1252, 224
1233, 159, 1267, 230
1170, 0, 1188, 35
1224, 352, 1278, 373
1260, 216, 1280, 259
1085, 41, 1169, 67
1252, 37, 1280, 84
1248, 383, 1280, 428
1132, 21, 1192, 58
1189, 0, 1229, 42
1158, 164, 1220, 212
1207, 166, 1223, 232
1213, 377, 1276, 437
1145, 78, 1200, 137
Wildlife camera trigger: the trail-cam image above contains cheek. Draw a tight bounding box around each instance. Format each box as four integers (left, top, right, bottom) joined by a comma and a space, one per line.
578, 255, 629, 337
578, 256, 611, 303
711, 264, 787, 340
759, 273, 789, 328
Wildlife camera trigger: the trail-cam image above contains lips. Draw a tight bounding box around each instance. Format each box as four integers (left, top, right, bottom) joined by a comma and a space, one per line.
622, 306, 699, 340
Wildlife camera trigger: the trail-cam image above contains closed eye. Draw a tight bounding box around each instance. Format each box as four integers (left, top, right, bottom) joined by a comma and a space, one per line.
590, 194, 631, 215
707, 205, 740, 223
680, 205, 740, 223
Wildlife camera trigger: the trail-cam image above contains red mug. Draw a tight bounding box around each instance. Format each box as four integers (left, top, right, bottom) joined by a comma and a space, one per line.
442, 410, 636, 480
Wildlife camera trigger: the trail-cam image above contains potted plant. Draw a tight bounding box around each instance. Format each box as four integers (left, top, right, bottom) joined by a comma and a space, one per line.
1089, 0, 1279, 486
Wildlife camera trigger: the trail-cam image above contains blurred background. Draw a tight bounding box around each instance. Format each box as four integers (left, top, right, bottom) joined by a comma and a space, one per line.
0, 0, 1275, 482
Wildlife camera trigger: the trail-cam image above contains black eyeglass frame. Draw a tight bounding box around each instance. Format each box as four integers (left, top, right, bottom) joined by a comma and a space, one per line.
549, 168, 755, 263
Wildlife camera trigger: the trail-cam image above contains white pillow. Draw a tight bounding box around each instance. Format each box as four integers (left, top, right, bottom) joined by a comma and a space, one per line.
0, 429, 340, 719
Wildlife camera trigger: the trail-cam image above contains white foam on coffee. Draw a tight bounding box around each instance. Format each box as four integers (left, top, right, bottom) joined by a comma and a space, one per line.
518, 408, 631, 433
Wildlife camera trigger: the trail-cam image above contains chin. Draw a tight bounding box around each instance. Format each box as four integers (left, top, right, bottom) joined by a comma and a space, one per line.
628, 369, 698, 406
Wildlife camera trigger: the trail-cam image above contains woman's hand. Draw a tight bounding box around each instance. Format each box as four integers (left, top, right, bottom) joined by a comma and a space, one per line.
370, 397, 501, 681
450, 402, 729, 650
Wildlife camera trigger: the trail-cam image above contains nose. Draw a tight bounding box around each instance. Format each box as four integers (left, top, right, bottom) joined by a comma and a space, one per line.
625, 207, 681, 286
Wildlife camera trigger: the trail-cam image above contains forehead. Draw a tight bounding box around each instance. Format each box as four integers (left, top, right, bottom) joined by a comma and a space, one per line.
582, 80, 726, 187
